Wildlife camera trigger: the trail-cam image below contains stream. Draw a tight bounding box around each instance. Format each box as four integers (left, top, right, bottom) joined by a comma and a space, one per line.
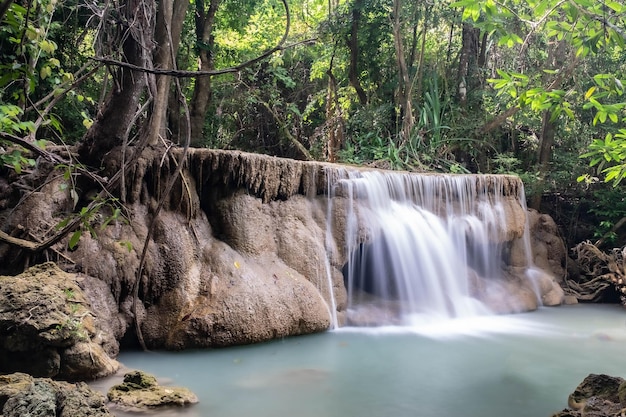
93, 304, 626, 417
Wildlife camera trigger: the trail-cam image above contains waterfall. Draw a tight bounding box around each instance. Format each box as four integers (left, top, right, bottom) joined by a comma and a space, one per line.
325, 169, 539, 327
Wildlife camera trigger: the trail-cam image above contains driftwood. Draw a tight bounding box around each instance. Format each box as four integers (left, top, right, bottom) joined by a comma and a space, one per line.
565, 241, 626, 304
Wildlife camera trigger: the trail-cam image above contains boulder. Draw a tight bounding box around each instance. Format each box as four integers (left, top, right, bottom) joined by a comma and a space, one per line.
0, 263, 119, 379
552, 374, 625, 417
107, 370, 198, 410
528, 209, 567, 283
0, 373, 112, 417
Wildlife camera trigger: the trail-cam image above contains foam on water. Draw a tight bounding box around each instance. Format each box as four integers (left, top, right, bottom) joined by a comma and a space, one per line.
334, 312, 559, 339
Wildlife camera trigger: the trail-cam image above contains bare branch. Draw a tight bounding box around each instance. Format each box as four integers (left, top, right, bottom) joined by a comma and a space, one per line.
0, 132, 109, 185
93, 0, 300, 79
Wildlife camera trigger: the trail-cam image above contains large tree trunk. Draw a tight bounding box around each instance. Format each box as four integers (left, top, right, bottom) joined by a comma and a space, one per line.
392, 0, 413, 145
529, 110, 557, 209
457, 22, 481, 107
147, 0, 190, 145
188, 0, 220, 147
78, 0, 155, 166
347, 0, 367, 106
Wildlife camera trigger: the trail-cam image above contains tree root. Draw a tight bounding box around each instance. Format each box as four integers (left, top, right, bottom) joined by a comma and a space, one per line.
565, 241, 626, 304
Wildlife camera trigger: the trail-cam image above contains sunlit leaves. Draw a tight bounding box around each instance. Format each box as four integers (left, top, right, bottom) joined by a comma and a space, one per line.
580, 130, 626, 185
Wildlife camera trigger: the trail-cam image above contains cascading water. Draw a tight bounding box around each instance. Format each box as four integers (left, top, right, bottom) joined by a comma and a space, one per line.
326, 169, 539, 327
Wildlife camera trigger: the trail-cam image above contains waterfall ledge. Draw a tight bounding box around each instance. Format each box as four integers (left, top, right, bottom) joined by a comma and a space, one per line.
1, 149, 567, 349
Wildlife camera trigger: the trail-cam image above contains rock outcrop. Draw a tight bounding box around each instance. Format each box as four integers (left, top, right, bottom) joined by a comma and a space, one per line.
107, 370, 197, 411
0, 149, 568, 350
552, 373, 626, 417
0, 263, 119, 379
0, 372, 112, 417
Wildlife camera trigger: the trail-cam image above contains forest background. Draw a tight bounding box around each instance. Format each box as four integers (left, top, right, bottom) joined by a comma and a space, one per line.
1, 0, 626, 250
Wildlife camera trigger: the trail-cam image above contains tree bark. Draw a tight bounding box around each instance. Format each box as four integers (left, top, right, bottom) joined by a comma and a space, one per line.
457, 22, 481, 107
392, 0, 413, 145
325, 57, 344, 162
147, 0, 190, 145
529, 40, 568, 210
78, 0, 154, 166
347, 0, 367, 105
413, 5, 430, 109
188, 0, 220, 147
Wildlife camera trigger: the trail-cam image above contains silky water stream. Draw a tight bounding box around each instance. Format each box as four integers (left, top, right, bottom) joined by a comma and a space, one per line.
93, 171, 626, 416
98, 305, 626, 417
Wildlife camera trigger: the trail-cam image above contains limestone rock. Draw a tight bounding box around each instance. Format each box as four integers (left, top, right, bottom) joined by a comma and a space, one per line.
527, 267, 565, 306
0, 374, 111, 417
0, 373, 33, 409
0, 149, 574, 350
528, 209, 567, 283
107, 371, 198, 410
0, 263, 119, 379
552, 374, 625, 417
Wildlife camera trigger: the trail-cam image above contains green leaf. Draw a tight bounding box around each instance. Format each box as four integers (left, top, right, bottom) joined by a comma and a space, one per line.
40, 65, 52, 79
38, 40, 57, 54
68, 230, 82, 249
56, 218, 70, 229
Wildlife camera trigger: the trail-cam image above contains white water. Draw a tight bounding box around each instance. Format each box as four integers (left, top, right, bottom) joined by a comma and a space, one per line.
328, 170, 533, 326
95, 305, 626, 417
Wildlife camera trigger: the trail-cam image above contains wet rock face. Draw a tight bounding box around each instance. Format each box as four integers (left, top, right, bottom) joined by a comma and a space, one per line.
552, 374, 626, 417
0, 150, 571, 350
0, 372, 112, 417
0, 263, 119, 380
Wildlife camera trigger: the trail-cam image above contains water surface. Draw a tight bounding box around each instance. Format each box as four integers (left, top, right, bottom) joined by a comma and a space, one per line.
98, 304, 626, 417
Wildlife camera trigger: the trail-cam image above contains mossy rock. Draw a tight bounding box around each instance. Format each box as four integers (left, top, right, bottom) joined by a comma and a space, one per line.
107, 371, 198, 410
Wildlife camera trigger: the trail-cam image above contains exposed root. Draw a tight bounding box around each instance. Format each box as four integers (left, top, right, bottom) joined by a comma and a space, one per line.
566, 241, 626, 304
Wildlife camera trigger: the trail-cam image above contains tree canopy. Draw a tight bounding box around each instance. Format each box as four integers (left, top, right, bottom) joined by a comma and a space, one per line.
1, 0, 626, 244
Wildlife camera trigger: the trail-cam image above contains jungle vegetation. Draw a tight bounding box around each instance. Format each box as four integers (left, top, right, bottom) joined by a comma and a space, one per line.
1, 0, 625, 247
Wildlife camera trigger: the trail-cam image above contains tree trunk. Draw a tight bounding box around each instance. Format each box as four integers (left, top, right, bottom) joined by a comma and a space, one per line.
78, 0, 154, 166
392, 0, 413, 145
530, 110, 556, 209
529, 40, 567, 210
325, 65, 344, 162
347, 0, 367, 105
147, 0, 190, 145
189, 0, 220, 147
413, 5, 430, 108
457, 22, 481, 107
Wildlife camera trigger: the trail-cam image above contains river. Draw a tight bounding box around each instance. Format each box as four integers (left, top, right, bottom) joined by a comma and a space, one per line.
92, 304, 626, 417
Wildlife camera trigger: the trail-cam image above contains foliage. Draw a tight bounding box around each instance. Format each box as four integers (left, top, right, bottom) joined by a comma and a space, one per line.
587, 187, 626, 244
451, 0, 626, 187
3, 0, 626, 248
